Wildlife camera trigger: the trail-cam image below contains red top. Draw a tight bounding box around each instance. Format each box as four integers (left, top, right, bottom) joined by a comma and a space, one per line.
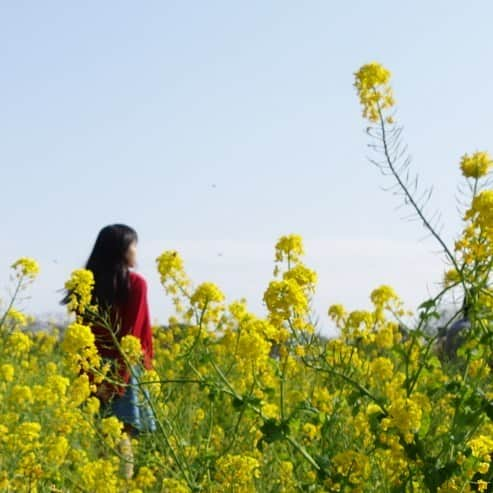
87, 270, 154, 397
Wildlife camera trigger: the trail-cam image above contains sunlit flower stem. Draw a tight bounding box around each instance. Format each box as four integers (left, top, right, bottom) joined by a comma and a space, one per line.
0, 277, 24, 330
83, 305, 197, 489
191, 355, 322, 472
376, 103, 462, 283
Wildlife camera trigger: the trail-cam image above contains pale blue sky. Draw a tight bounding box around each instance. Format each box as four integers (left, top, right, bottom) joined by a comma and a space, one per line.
1, 1, 491, 335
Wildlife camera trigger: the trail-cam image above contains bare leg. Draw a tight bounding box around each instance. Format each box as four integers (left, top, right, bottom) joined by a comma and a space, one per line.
118, 424, 136, 480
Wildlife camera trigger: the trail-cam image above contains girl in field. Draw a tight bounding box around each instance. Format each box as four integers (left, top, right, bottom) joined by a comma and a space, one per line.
60, 223, 157, 479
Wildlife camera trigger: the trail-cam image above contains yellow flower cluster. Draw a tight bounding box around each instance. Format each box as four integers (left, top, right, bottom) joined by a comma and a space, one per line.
354, 62, 395, 122
7, 330, 33, 356
274, 234, 304, 264
382, 396, 423, 444
61, 322, 101, 374
3, 308, 29, 330
61, 322, 95, 353
283, 263, 317, 289
63, 268, 95, 316
263, 279, 309, 323
223, 318, 275, 386
190, 282, 225, 310
1, 363, 15, 382
156, 250, 186, 285
468, 435, 493, 460
0, 313, 140, 491
155, 250, 192, 314
301, 422, 319, 440
120, 334, 143, 365
100, 416, 124, 447
370, 284, 405, 321
10, 256, 40, 280
332, 450, 371, 486
465, 190, 493, 232
452, 186, 493, 304
264, 234, 316, 332
460, 151, 493, 179
213, 454, 260, 492
134, 465, 157, 489
189, 281, 225, 327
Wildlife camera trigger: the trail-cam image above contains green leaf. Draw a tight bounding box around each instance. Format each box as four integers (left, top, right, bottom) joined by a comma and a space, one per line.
256, 418, 290, 450
232, 396, 244, 409
418, 299, 436, 310
482, 398, 493, 421
427, 355, 442, 369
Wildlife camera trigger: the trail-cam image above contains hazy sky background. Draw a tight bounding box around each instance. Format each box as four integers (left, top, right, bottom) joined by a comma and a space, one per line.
1, 1, 491, 336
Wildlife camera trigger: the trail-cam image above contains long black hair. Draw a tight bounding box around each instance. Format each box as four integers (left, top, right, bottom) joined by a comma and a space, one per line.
60, 224, 138, 312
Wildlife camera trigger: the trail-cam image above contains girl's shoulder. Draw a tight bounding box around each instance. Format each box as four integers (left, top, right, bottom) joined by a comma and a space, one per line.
129, 270, 147, 287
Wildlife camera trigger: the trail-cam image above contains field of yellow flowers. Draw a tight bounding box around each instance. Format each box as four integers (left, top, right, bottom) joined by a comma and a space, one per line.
1, 63, 492, 492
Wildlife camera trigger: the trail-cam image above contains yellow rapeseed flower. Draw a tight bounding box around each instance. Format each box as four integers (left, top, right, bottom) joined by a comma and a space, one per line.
274, 234, 305, 264
1, 363, 14, 382
63, 268, 95, 315
214, 454, 261, 491
4, 308, 28, 329
17, 421, 42, 441
263, 279, 309, 322
190, 282, 225, 310
135, 466, 157, 489
282, 264, 317, 289
10, 257, 40, 279
61, 322, 95, 354
465, 190, 493, 231
7, 330, 33, 356
460, 151, 492, 179
120, 334, 142, 365
354, 62, 395, 122
155, 250, 192, 303
302, 422, 318, 440
61, 322, 101, 374
468, 435, 493, 460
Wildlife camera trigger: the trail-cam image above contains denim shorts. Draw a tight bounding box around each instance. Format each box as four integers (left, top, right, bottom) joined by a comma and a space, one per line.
100, 363, 157, 437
